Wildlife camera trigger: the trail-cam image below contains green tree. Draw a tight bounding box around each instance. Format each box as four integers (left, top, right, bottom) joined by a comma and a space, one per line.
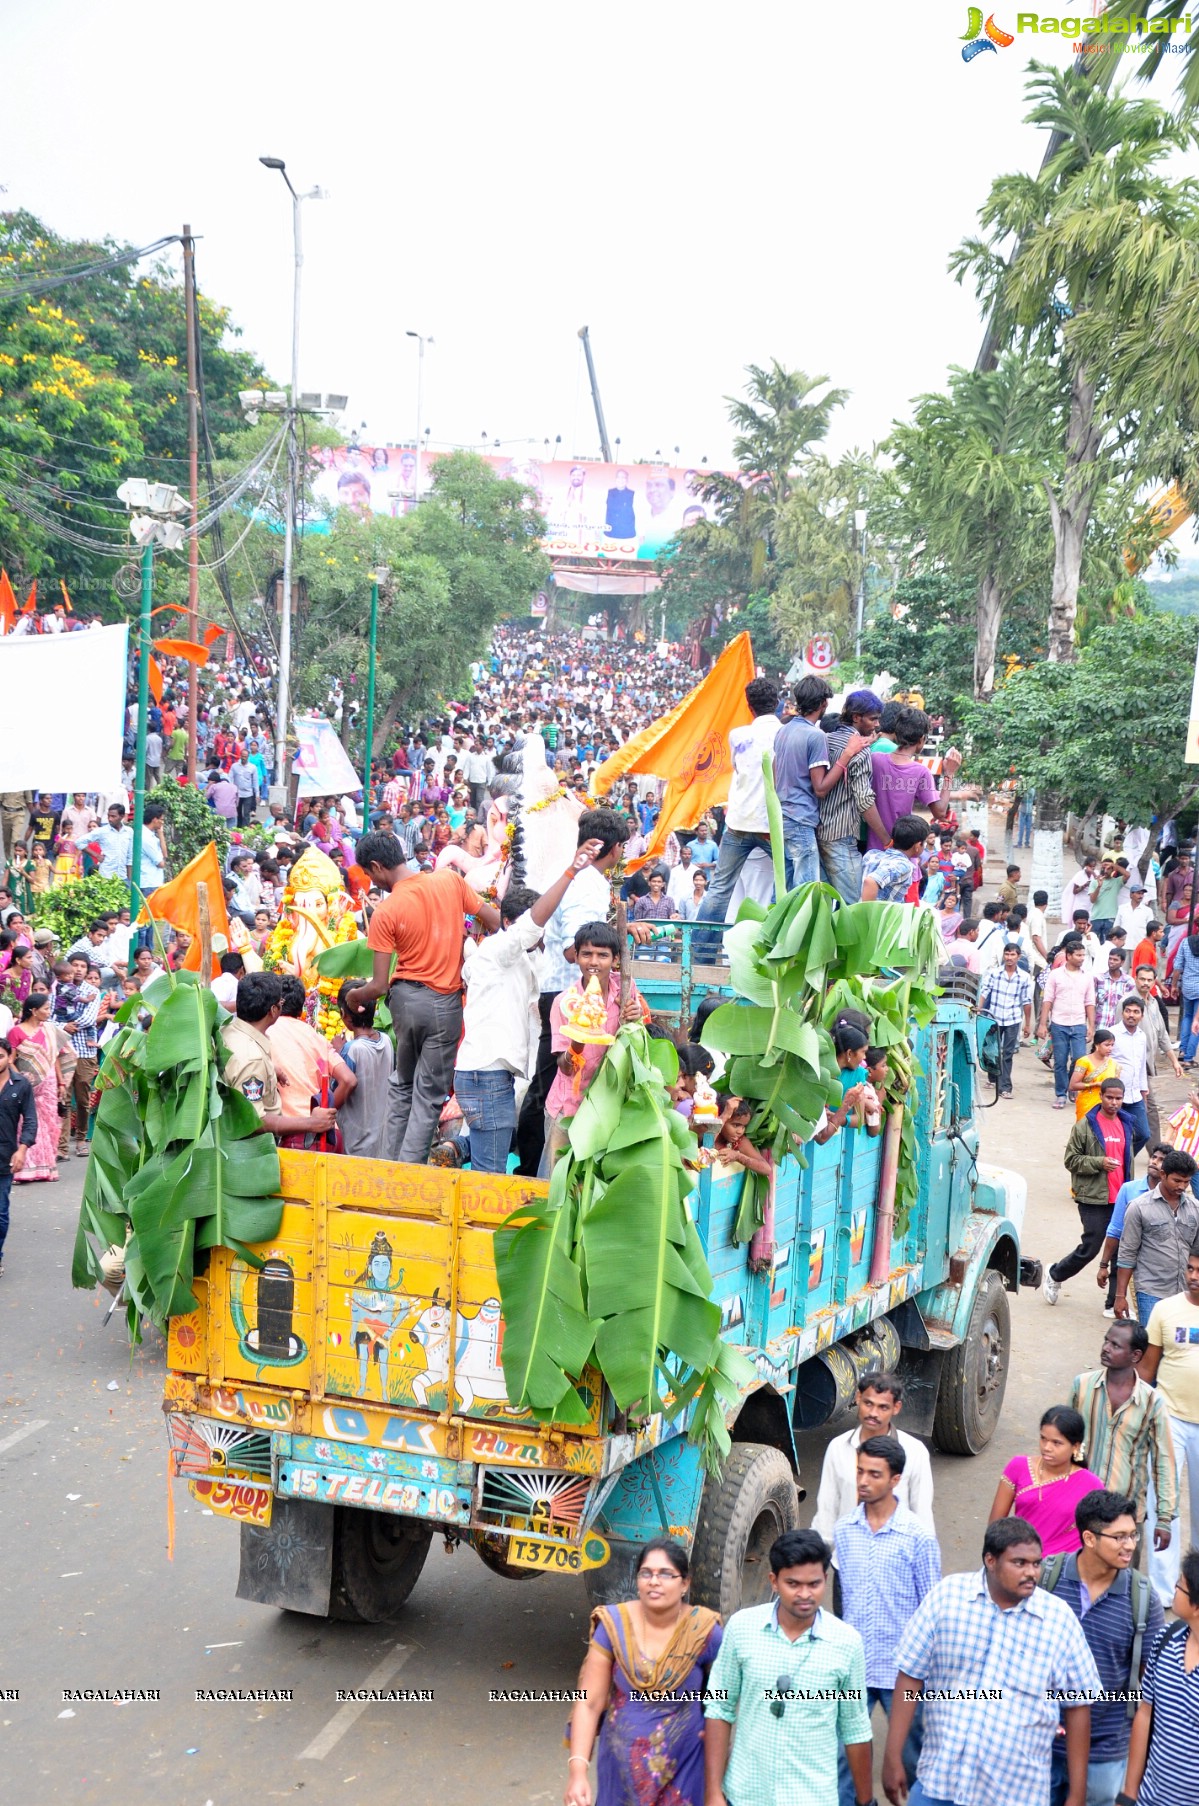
771, 449, 882, 659
961, 611, 1199, 868
296, 452, 548, 754
862, 573, 1045, 729
951, 64, 1199, 662
883, 356, 1057, 697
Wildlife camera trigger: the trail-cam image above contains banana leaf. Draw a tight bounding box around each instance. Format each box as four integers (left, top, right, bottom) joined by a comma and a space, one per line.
495, 1155, 596, 1424
313, 940, 382, 980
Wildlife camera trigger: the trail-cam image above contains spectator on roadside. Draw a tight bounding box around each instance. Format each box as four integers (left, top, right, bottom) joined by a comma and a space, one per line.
1044, 1077, 1137, 1307
1037, 938, 1096, 1109
1115, 1146, 1199, 1328
1137, 1243, 1199, 1612
1038, 1488, 1163, 1806
1070, 1318, 1177, 1544
884, 1517, 1101, 1806
1111, 995, 1152, 1154
833, 1435, 939, 1806
980, 941, 1033, 1100
704, 1528, 874, 1806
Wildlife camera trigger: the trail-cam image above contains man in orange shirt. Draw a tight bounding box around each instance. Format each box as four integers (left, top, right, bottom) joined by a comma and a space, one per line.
347, 831, 501, 1164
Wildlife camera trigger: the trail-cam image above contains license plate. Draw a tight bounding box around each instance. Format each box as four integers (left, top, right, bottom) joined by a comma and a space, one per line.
188, 1476, 273, 1525
507, 1533, 609, 1573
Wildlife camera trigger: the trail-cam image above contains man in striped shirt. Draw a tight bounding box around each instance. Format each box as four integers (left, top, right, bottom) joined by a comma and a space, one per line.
1070, 1320, 1177, 1548
52, 952, 100, 1158
980, 943, 1034, 1099
816, 689, 888, 904
834, 1437, 940, 1806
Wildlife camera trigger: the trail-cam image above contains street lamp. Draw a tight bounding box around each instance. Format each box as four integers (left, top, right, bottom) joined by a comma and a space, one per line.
117, 478, 187, 911
853, 506, 868, 662
363, 566, 388, 806
260, 155, 325, 791
405, 331, 433, 503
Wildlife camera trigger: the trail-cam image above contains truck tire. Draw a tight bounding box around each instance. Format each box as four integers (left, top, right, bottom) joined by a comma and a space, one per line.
933, 1268, 1010, 1455
329, 1508, 433, 1622
689, 1442, 799, 1619
471, 1531, 544, 1581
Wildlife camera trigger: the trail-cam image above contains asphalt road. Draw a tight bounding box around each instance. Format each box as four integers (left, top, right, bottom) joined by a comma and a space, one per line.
1, 1033, 1189, 1806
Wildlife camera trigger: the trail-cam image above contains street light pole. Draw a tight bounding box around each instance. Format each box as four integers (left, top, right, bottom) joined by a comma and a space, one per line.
363, 569, 384, 807
853, 507, 868, 663
406, 331, 432, 503
131, 541, 153, 911
261, 157, 317, 791
183, 223, 200, 783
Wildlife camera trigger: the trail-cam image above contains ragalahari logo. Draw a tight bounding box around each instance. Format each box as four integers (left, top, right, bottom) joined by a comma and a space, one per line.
961, 8, 1015, 60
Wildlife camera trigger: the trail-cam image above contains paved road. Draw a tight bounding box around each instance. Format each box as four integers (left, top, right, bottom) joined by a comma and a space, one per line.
1, 1037, 1188, 1805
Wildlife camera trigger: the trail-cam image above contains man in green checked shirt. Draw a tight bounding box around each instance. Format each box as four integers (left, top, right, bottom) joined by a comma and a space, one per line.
704, 1527, 875, 1806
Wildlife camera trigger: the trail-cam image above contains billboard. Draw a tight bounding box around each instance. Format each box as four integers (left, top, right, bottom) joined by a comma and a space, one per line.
310, 447, 718, 565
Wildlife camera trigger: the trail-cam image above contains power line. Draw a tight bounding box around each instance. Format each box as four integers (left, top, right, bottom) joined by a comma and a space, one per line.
0, 235, 180, 304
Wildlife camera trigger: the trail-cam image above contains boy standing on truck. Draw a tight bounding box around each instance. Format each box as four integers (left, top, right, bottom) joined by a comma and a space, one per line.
543, 921, 648, 1171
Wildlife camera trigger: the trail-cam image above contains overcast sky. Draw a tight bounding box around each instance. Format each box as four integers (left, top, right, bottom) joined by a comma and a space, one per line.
2, 3, 1183, 470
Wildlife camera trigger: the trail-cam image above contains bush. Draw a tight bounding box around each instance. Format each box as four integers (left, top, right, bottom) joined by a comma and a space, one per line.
31, 874, 131, 949
149, 778, 229, 874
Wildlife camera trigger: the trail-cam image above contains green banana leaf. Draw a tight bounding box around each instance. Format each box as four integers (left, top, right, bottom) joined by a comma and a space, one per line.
495, 1155, 596, 1424
313, 941, 389, 980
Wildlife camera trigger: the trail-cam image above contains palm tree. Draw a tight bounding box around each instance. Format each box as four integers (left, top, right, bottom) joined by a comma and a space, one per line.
885, 356, 1057, 697
1091, 2, 1199, 108
952, 62, 1199, 661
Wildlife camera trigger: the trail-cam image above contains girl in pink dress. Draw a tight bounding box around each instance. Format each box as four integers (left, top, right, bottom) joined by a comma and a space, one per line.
987, 1406, 1105, 1555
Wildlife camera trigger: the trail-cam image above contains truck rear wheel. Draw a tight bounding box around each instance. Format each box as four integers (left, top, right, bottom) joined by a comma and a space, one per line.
329, 1508, 433, 1622
689, 1442, 799, 1619
933, 1268, 1010, 1455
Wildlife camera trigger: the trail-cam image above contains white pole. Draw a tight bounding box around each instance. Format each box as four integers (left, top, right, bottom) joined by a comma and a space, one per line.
276, 185, 302, 788
414, 336, 424, 504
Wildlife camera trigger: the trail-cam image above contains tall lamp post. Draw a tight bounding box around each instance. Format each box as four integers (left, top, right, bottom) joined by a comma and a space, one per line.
362, 567, 388, 807
853, 507, 868, 662
117, 480, 186, 911
405, 331, 433, 503
260, 156, 324, 789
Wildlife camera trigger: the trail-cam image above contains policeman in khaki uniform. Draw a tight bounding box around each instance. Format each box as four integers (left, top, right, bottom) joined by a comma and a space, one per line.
220, 971, 336, 1138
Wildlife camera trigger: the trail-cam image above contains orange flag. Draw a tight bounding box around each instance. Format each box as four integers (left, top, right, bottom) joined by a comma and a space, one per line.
153, 636, 212, 667
138, 841, 231, 978
20, 579, 37, 615
591, 631, 756, 871
0, 569, 16, 634
59, 579, 73, 613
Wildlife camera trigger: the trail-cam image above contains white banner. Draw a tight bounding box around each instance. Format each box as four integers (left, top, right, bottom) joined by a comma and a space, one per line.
0, 623, 127, 792
292, 714, 361, 798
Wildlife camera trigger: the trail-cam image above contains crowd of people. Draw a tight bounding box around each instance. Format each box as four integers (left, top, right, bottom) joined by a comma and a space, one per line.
3, 623, 1199, 1805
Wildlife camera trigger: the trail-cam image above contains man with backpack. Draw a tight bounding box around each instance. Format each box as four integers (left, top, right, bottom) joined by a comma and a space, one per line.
1039, 1489, 1162, 1806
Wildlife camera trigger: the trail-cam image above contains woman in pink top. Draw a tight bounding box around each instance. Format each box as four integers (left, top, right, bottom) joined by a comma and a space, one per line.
987, 1406, 1105, 1555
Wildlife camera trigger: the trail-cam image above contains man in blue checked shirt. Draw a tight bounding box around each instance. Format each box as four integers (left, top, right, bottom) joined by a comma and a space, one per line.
834, 1437, 940, 1806
883, 1517, 1101, 1806
705, 1527, 875, 1806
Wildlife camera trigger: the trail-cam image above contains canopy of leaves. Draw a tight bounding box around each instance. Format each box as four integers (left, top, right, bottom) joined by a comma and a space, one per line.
297, 452, 550, 746
29, 872, 131, 948
961, 610, 1199, 832
862, 574, 1044, 728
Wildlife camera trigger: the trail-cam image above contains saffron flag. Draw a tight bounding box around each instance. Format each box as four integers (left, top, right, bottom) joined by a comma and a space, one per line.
591, 630, 756, 871
0, 569, 16, 634
20, 579, 36, 615
138, 841, 231, 978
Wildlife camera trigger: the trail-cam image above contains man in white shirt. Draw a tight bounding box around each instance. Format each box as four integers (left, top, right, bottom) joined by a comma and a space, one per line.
92, 804, 133, 880
811, 1370, 936, 1555
666, 844, 696, 908
1060, 858, 1096, 928
693, 677, 782, 958
1115, 884, 1152, 945
455, 837, 604, 1173
1112, 994, 1151, 1154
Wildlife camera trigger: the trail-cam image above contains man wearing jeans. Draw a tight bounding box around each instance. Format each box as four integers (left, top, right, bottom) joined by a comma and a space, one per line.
980, 942, 1034, 1098
1138, 1249, 1199, 1612
774, 675, 877, 895
349, 831, 501, 1165
818, 689, 888, 904
1115, 1148, 1199, 1329
1037, 939, 1096, 1109
693, 677, 782, 959
1111, 996, 1152, 1154
454, 839, 603, 1174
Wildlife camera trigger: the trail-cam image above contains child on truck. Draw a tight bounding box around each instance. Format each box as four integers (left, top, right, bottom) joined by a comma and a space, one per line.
543, 920, 649, 1172
334, 981, 393, 1161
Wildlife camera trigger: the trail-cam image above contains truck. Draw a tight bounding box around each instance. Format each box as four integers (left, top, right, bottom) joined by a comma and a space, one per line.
161, 941, 1031, 1623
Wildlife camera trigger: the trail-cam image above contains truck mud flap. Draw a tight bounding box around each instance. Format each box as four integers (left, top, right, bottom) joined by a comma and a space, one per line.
236, 1497, 334, 1615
